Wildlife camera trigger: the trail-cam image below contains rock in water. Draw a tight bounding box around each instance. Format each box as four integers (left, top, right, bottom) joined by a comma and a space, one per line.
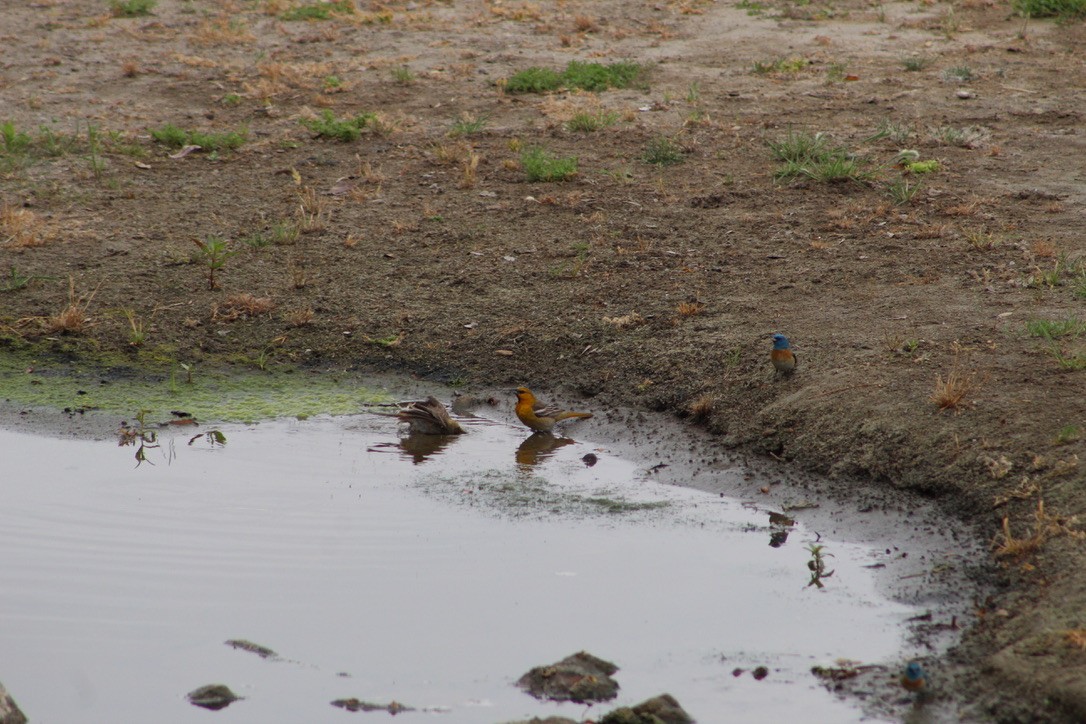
0, 680, 28, 724
516, 651, 620, 703
599, 693, 693, 724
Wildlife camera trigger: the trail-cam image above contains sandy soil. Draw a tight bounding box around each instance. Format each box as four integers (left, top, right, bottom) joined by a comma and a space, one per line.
1, 0, 1085, 720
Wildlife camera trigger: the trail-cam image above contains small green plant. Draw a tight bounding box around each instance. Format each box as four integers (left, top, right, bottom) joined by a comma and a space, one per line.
685, 82, 701, 103
150, 124, 247, 151
300, 110, 376, 141
888, 178, 921, 205
868, 118, 914, 144
1, 266, 56, 292
736, 0, 767, 14
826, 62, 847, 82
109, 0, 156, 17
753, 57, 809, 74
322, 75, 342, 91
504, 61, 642, 94
521, 147, 577, 182
806, 543, 835, 589
192, 235, 236, 290
1046, 346, 1086, 370
281, 0, 354, 20
1055, 425, 1081, 445
931, 125, 988, 148
505, 66, 563, 93
271, 221, 300, 245
221, 93, 242, 106
642, 136, 686, 166
86, 123, 106, 181
448, 113, 489, 137
1012, 0, 1086, 17
1073, 274, 1086, 300
566, 111, 619, 132
941, 65, 974, 82
1026, 317, 1086, 340
1, 121, 31, 155
391, 66, 415, 85
905, 159, 940, 174
902, 56, 929, 72
121, 308, 147, 347
240, 231, 271, 249
767, 129, 827, 164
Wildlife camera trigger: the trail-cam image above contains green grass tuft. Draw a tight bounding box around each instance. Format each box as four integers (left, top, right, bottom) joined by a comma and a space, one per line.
281, 0, 354, 21
1012, 0, 1086, 16
521, 147, 577, 182
505, 61, 643, 94
299, 110, 377, 141
642, 136, 686, 166
109, 0, 155, 17
150, 124, 247, 151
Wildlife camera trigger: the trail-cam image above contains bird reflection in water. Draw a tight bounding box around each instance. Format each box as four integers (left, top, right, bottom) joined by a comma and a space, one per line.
396, 433, 463, 465
516, 432, 576, 467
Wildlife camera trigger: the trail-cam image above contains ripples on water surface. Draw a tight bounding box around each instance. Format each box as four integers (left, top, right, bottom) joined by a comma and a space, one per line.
0, 412, 928, 722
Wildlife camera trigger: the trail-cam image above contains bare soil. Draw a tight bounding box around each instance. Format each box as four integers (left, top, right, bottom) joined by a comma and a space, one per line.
1, 0, 1085, 721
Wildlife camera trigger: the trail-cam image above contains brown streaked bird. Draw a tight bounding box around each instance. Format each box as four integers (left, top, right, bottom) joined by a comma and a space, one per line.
396, 396, 465, 435
513, 387, 593, 433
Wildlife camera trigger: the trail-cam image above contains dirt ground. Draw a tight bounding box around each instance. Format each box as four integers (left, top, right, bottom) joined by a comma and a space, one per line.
1, 0, 1085, 720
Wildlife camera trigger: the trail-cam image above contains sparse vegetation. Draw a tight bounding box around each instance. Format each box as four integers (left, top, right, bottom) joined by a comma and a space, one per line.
150, 124, 247, 151
806, 543, 834, 588
448, 113, 489, 137
504, 61, 643, 94
643, 136, 686, 166
300, 110, 377, 141
109, 0, 156, 17
281, 0, 354, 21
942, 65, 975, 82
192, 236, 236, 290
566, 110, 619, 132
391, 66, 416, 85
521, 147, 577, 181
902, 56, 929, 72
1012, 0, 1086, 17
768, 130, 867, 183
46, 277, 99, 334
753, 57, 809, 74
992, 499, 1085, 561
888, 178, 921, 205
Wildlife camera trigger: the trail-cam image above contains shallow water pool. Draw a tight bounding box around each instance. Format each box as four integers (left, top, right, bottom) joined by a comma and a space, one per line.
0, 409, 942, 722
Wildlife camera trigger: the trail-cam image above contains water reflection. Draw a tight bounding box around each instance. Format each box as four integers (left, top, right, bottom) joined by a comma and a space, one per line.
396, 431, 464, 465
515, 432, 576, 467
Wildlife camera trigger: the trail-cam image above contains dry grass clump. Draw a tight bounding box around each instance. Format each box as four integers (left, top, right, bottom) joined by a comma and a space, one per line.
45, 277, 98, 334
296, 186, 327, 233
991, 499, 1085, 561
191, 15, 255, 46
213, 293, 275, 321
459, 151, 480, 189
602, 312, 645, 329
676, 301, 704, 317
687, 394, 715, 424
1064, 629, 1086, 651
931, 366, 976, 411
283, 307, 315, 327
1, 203, 48, 248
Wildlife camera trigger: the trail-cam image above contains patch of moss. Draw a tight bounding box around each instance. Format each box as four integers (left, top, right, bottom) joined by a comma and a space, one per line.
0, 347, 389, 423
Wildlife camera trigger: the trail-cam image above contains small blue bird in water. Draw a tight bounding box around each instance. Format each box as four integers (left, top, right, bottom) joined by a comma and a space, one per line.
901, 661, 926, 693
770, 333, 797, 377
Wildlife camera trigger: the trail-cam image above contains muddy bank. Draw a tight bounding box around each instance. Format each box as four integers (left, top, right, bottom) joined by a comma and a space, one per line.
1, 0, 1085, 720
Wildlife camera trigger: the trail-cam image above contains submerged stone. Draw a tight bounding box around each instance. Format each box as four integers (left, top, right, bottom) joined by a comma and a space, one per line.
516, 651, 620, 703
330, 698, 414, 714
0, 680, 27, 724
225, 639, 277, 659
599, 693, 693, 724
186, 684, 241, 710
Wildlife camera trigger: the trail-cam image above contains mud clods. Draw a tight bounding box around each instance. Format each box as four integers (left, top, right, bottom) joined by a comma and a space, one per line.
186, 684, 241, 710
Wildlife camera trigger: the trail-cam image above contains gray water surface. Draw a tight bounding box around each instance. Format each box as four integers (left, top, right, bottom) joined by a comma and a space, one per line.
0, 411, 934, 722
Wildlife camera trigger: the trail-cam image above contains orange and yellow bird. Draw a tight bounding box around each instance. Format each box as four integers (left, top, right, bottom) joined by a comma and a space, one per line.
395, 396, 465, 435
513, 387, 593, 433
